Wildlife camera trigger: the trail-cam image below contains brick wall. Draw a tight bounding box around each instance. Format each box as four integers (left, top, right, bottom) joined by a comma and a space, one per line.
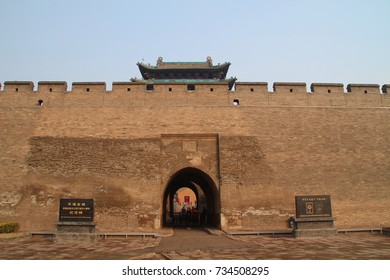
0, 87, 389, 231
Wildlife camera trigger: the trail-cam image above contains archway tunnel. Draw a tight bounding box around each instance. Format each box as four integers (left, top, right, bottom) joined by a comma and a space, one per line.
163, 167, 220, 228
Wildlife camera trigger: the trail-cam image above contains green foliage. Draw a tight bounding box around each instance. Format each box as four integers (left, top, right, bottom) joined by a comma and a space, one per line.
0, 222, 20, 234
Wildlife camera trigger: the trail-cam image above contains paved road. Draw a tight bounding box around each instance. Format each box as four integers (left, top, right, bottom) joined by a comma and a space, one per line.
0, 229, 389, 260
153, 228, 248, 253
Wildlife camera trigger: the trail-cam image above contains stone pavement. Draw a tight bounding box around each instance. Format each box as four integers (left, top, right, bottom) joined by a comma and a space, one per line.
154, 228, 247, 253
0, 229, 390, 260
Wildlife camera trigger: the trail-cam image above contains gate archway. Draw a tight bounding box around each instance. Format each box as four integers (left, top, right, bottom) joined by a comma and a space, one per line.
163, 167, 220, 228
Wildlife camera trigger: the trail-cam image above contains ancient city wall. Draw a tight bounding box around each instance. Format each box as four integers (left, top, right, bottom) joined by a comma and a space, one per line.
0, 80, 389, 232
1, 81, 389, 108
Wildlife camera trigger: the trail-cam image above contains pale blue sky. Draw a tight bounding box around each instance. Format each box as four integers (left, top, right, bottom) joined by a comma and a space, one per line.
0, 0, 389, 90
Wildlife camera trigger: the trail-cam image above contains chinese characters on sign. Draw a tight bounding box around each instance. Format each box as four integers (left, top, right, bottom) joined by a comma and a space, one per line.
295, 195, 332, 218
59, 199, 94, 222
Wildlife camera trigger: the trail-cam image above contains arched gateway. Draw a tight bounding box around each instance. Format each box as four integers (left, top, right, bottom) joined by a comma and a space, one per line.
163, 167, 220, 228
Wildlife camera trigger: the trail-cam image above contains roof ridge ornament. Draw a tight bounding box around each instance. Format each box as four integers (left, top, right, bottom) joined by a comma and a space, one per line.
157, 57, 163, 66
207, 56, 212, 66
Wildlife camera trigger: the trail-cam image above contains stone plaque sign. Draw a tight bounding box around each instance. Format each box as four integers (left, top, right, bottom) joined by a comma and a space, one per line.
59, 198, 94, 222
295, 195, 332, 218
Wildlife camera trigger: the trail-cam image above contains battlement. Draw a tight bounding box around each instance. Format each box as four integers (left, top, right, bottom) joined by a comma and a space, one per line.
38, 81, 68, 93
347, 84, 380, 94
72, 82, 106, 92
1, 80, 389, 95
235, 82, 268, 93
0, 80, 389, 108
3, 81, 34, 93
273, 82, 307, 93
310, 83, 344, 94
112, 82, 143, 93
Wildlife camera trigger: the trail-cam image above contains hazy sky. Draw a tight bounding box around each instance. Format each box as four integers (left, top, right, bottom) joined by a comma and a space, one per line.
0, 0, 389, 90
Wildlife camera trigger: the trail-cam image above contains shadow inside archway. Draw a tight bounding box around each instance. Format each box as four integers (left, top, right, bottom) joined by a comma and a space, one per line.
163, 168, 220, 228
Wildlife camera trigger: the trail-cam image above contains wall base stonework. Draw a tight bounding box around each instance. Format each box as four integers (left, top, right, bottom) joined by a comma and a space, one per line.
293, 217, 337, 238
294, 228, 338, 238
57, 221, 96, 233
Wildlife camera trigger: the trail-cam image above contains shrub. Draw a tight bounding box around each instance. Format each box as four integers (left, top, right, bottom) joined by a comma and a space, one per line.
0, 222, 20, 234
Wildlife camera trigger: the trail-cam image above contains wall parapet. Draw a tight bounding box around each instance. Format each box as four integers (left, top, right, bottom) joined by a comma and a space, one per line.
72, 82, 106, 92
273, 82, 307, 93
310, 83, 344, 94
0, 80, 389, 95
3, 81, 34, 92
38, 81, 68, 93
112, 81, 146, 93
346, 84, 380, 94
235, 82, 268, 93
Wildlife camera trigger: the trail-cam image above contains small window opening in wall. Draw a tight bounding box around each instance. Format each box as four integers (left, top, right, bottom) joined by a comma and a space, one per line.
146, 84, 154, 91
169, 88, 172, 92
233, 99, 239, 106
328, 89, 331, 93
86, 88, 90, 92
15, 88, 19, 92
290, 89, 293, 93
210, 88, 214, 92
250, 88, 254, 92
37, 99, 44, 106
49, 88, 53, 92
127, 88, 131, 92
364, 90, 368, 94
187, 84, 195, 91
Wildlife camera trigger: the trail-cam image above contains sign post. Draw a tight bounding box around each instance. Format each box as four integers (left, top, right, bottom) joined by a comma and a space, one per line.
59, 198, 94, 222
293, 195, 337, 238
57, 198, 96, 236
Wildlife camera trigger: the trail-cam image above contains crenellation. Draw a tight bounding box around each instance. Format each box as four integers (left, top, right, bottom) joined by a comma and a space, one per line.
38, 81, 68, 93
192, 83, 229, 94
112, 81, 152, 93
153, 83, 184, 93
3, 81, 34, 93
71, 82, 106, 93
0, 80, 389, 108
346, 83, 380, 94
310, 83, 344, 94
235, 82, 268, 94
273, 82, 307, 93
0, 80, 389, 97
